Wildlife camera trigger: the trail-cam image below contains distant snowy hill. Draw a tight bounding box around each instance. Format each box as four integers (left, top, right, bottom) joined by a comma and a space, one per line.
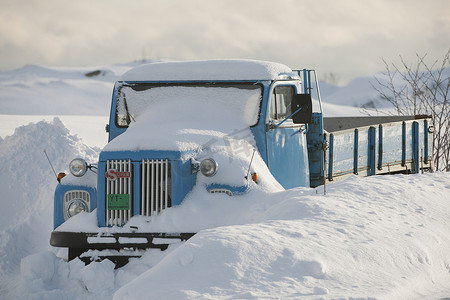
0, 62, 147, 148
0, 62, 449, 299
320, 67, 450, 112
0, 63, 130, 116
320, 75, 386, 109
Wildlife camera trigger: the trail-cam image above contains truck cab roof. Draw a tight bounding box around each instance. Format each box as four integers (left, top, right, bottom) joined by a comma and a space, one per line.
119, 59, 300, 82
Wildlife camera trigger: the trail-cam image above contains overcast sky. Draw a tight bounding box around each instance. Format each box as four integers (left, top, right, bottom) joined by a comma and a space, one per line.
1, 0, 449, 84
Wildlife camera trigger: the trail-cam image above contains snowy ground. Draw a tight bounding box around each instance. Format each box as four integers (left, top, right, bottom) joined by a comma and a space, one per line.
1, 62, 449, 299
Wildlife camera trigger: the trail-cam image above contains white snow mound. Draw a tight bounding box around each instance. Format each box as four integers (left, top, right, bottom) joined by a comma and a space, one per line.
120, 59, 296, 81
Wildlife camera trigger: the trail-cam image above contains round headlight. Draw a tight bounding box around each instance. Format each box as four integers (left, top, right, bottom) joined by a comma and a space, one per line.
200, 158, 218, 177
69, 158, 87, 177
67, 199, 88, 217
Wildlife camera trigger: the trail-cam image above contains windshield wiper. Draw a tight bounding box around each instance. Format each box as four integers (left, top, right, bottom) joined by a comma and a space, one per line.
122, 94, 135, 125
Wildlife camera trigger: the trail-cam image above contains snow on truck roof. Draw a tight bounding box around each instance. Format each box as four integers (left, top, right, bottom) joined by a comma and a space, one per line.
119, 59, 298, 82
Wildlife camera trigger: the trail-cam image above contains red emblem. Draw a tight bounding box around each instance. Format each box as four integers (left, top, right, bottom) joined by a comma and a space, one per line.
106, 169, 131, 181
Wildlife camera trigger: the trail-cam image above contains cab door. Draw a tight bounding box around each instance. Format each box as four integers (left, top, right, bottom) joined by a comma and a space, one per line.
265, 84, 310, 189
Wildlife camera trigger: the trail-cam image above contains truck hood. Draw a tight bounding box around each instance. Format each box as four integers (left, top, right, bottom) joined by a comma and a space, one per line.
103, 123, 255, 157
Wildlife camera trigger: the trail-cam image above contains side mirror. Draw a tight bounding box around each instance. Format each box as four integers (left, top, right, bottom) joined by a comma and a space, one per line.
292, 94, 312, 124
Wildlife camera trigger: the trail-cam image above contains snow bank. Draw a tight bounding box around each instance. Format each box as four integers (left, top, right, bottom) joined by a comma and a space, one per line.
113, 173, 450, 299
2, 118, 449, 299
0, 115, 109, 149
0, 119, 99, 298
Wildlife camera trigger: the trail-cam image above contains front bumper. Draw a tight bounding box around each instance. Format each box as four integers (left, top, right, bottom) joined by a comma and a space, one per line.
50, 231, 195, 251
51, 231, 196, 267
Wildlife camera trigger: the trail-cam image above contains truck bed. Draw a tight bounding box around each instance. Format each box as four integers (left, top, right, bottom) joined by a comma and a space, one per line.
307, 114, 433, 187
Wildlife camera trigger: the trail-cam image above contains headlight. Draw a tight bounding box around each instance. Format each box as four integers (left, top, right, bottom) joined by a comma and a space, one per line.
200, 158, 218, 177
67, 199, 88, 217
69, 158, 87, 177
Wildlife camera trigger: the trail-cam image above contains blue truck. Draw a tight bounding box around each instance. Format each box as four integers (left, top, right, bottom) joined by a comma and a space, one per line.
50, 60, 433, 266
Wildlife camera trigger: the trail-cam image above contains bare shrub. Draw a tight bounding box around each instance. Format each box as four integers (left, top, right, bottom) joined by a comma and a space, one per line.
373, 50, 450, 171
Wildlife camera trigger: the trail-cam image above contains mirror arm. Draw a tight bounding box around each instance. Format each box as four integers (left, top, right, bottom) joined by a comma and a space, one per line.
271, 107, 303, 130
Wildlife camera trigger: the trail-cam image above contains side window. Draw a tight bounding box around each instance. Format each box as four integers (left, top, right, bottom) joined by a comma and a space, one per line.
269, 86, 295, 120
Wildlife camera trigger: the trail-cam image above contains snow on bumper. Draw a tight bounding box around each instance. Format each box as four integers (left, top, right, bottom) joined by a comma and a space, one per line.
50, 231, 195, 251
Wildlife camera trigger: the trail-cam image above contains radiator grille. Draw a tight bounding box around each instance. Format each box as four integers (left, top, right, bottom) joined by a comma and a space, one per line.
141, 159, 171, 216
105, 159, 171, 226
106, 160, 132, 226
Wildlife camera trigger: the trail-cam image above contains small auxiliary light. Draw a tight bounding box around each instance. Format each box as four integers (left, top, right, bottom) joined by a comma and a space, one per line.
57, 173, 66, 181
251, 172, 258, 183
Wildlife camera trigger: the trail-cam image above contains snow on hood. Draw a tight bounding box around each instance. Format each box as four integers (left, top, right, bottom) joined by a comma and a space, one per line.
119, 59, 298, 82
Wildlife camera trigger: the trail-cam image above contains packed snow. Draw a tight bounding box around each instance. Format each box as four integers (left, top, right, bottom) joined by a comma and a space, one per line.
0, 61, 449, 299
107, 84, 261, 151
119, 59, 297, 81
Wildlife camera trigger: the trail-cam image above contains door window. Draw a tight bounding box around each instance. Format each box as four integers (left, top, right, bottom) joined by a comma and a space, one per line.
269, 86, 295, 120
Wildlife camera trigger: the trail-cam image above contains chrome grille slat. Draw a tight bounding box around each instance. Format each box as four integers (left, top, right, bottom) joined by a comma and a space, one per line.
106, 160, 111, 224
155, 160, 159, 212
164, 161, 168, 210
151, 161, 155, 213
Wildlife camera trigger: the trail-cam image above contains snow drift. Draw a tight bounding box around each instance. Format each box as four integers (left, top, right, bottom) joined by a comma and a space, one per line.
0, 119, 98, 298
1, 119, 450, 299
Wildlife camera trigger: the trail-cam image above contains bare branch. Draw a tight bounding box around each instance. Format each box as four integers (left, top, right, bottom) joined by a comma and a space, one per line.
372, 49, 450, 171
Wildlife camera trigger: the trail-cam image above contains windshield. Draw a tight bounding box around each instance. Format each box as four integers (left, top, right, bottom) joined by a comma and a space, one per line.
115, 83, 262, 128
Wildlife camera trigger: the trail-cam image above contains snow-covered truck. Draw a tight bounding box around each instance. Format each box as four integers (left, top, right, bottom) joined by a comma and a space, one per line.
50, 60, 433, 266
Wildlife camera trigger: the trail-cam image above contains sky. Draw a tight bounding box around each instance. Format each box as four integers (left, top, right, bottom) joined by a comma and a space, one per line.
0, 0, 449, 84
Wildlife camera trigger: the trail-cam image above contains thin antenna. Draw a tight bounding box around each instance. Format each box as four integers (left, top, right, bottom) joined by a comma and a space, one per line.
245, 148, 256, 180
43, 150, 58, 181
